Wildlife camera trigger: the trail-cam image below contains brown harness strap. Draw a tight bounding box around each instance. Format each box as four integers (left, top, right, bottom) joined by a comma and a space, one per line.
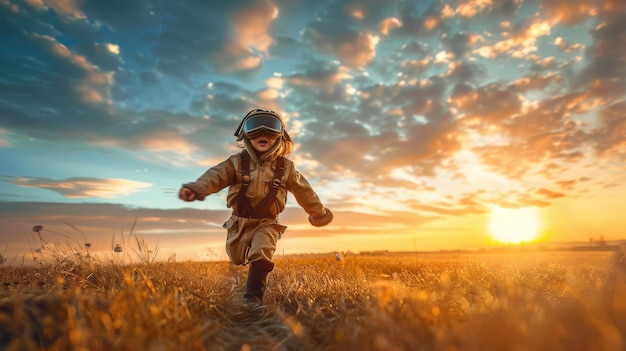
235, 150, 254, 216
235, 151, 285, 219
253, 156, 285, 218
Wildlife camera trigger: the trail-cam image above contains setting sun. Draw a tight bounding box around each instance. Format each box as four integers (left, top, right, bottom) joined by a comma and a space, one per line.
488, 206, 542, 244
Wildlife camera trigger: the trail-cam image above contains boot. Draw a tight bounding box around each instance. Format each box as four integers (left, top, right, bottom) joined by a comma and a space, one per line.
243, 262, 269, 304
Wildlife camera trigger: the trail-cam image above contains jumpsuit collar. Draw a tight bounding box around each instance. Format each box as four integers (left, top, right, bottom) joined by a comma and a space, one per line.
244, 138, 281, 164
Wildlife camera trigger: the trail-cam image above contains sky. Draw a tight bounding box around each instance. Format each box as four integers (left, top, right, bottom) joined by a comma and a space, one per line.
1, 0, 625, 263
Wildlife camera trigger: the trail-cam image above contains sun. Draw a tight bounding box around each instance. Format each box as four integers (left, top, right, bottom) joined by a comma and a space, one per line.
487, 206, 542, 244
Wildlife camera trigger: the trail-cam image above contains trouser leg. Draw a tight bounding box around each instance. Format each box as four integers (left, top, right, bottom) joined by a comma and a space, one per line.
237, 220, 284, 304
247, 225, 280, 268
225, 216, 248, 265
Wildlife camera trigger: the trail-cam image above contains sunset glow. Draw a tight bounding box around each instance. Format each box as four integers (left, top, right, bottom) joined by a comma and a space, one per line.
488, 206, 542, 244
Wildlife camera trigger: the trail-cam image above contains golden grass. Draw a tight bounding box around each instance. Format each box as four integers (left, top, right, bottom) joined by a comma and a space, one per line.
1, 248, 625, 350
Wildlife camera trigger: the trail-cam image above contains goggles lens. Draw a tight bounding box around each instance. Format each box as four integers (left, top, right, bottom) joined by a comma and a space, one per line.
243, 114, 283, 137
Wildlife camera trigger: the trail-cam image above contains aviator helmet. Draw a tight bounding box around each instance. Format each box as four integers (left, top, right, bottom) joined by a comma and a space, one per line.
234, 109, 284, 141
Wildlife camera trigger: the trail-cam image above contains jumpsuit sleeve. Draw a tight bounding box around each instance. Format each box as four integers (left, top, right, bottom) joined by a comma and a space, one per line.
182, 157, 236, 200
286, 163, 334, 227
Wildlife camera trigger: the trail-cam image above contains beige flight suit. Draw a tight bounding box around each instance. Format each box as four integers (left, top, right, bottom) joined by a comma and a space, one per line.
183, 148, 331, 271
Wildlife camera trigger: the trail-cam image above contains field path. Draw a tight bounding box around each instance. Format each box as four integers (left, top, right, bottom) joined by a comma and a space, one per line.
206, 273, 302, 351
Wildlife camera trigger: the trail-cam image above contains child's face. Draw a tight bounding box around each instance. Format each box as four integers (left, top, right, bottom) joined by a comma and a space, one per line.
249, 132, 279, 153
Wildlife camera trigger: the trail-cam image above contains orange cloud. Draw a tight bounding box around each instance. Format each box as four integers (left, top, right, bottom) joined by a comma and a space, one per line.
213, 0, 277, 73
26, 0, 85, 19
346, 4, 365, 19
423, 16, 440, 31
213, 41, 262, 73
0, 201, 445, 260
556, 179, 577, 190
457, 0, 493, 18
140, 131, 197, 155
30, 33, 113, 105
450, 83, 522, 123
554, 37, 585, 53
400, 57, 431, 74
510, 73, 562, 92
337, 32, 379, 68
536, 188, 566, 199
380, 17, 402, 36
541, 0, 598, 26
265, 76, 284, 90
233, 0, 278, 54
6, 176, 152, 198
474, 19, 551, 58
441, 5, 455, 18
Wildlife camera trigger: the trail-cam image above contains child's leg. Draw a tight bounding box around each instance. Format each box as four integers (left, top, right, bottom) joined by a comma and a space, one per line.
244, 261, 270, 304
224, 216, 250, 265
247, 226, 279, 270
244, 225, 281, 303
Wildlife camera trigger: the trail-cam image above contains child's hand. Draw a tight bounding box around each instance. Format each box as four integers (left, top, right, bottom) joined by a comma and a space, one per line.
309, 208, 334, 227
179, 187, 198, 201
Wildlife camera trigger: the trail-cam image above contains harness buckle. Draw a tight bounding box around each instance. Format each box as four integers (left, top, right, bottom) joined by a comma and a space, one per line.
272, 179, 281, 188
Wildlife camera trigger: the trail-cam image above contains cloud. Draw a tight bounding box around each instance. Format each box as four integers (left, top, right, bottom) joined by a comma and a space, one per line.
540, 0, 619, 26
556, 179, 577, 190
474, 18, 552, 59
577, 13, 626, 95
442, 31, 484, 58
0, 201, 437, 259
450, 82, 523, 124
77, 1, 257, 79
399, 41, 431, 55
399, 57, 432, 77
554, 37, 585, 54
530, 57, 559, 72
203, 0, 279, 75
442, 61, 620, 193
0, 14, 260, 165
73, 41, 124, 72
303, 27, 380, 68
1, 176, 152, 198
536, 188, 566, 199
460, 86, 599, 180
509, 73, 562, 93
446, 61, 487, 83
285, 62, 351, 96
380, 17, 402, 35
213, 42, 263, 74
456, 0, 493, 18
0, 128, 9, 147
40, 0, 85, 19
0, 22, 117, 139
443, 0, 523, 19
390, 2, 446, 37
593, 100, 626, 155
405, 199, 488, 216
0, 201, 231, 259
81, 0, 155, 31
232, 0, 278, 54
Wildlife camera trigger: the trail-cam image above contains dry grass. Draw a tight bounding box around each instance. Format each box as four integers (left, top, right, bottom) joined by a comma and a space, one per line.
1, 248, 626, 350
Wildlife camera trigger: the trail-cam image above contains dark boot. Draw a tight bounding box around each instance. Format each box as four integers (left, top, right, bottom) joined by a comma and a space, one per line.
243, 262, 270, 304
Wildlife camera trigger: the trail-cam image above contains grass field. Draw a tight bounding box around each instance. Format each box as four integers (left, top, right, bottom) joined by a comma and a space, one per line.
1, 248, 625, 350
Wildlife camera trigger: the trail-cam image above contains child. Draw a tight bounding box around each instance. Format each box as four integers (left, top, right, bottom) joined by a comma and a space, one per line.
179, 109, 333, 305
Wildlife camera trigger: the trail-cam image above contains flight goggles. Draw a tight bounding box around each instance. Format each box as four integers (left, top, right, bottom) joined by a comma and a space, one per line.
235, 109, 284, 139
